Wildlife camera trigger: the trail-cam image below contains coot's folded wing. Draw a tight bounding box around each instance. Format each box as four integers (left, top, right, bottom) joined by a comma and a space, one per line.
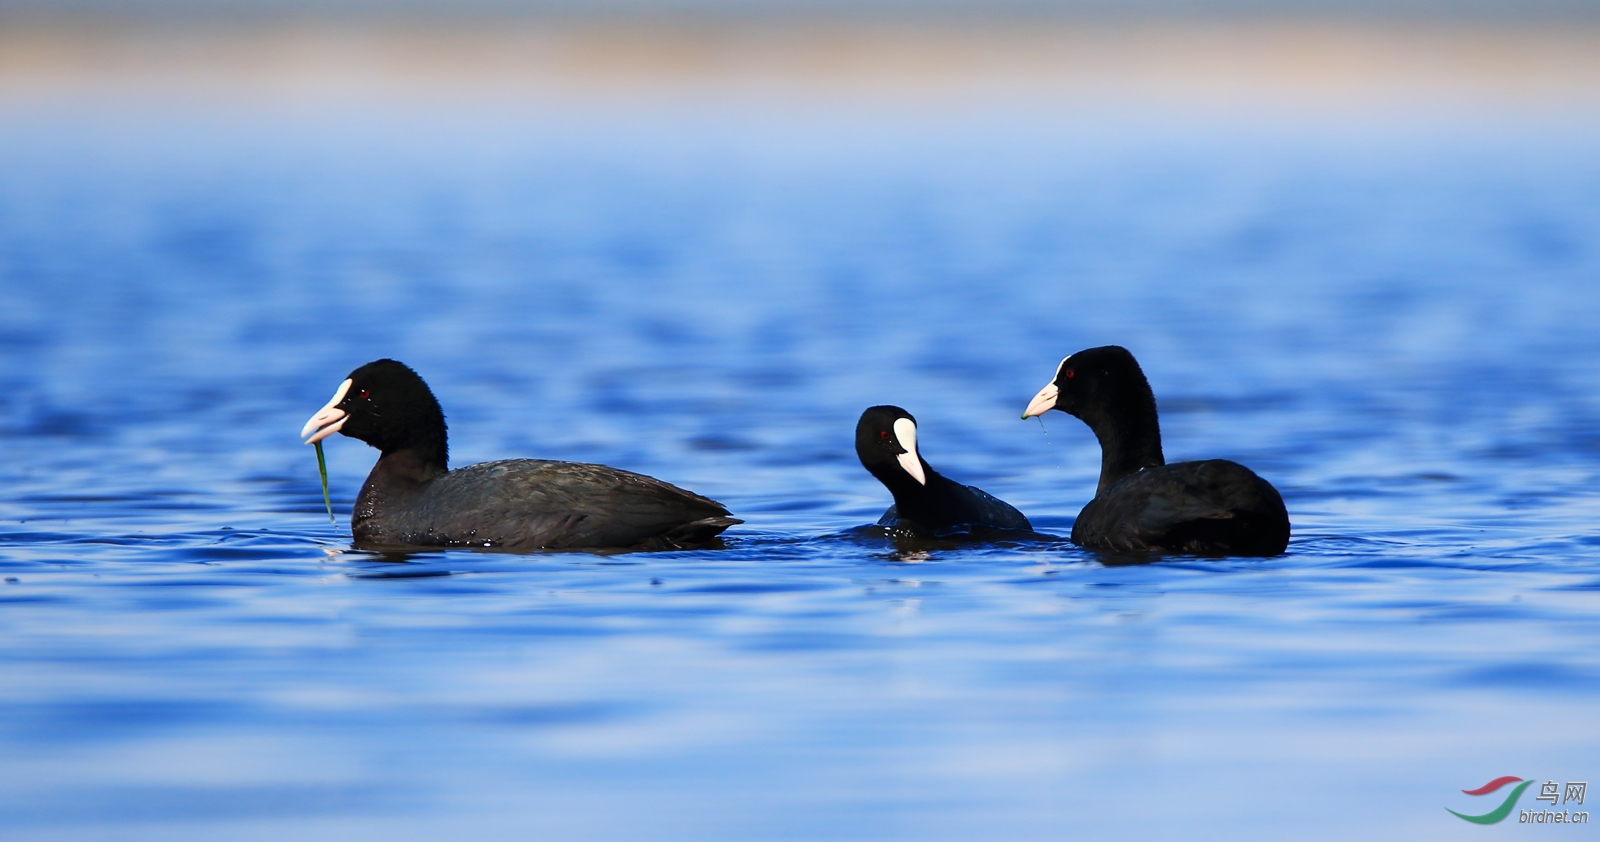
1075, 469, 1225, 551
1080, 460, 1286, 554
419, 460, 737, 550
954, 483, 1033, 532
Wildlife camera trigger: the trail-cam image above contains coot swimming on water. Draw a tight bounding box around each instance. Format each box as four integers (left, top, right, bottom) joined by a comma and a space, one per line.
300, 359, 740, 551
856, 405, 1032, 539
1021, 346, 1289, 556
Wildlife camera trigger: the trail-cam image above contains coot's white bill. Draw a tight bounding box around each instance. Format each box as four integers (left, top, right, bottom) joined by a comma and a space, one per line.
301, 378, 352, 444
893, 417, 926, 486
1022, 381, 1058, 419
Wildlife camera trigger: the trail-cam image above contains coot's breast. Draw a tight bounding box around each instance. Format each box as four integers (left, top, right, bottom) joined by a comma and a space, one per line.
1071, 459, 1289, 556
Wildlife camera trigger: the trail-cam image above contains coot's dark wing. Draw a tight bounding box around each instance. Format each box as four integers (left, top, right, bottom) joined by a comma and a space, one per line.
951, 483, 1032, 532
875, 480, 1032, 538
411, 460, 738, 550
1072, 459, 1288, 556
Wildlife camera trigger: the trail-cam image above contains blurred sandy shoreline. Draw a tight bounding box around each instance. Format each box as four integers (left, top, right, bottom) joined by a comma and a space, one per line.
2, 20, 1598, 111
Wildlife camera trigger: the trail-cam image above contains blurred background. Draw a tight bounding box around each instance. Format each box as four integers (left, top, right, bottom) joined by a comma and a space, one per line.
2, 0, 1599, 112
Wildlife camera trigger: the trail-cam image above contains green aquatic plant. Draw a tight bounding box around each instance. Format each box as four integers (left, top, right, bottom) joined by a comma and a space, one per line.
315, 440, 334, 523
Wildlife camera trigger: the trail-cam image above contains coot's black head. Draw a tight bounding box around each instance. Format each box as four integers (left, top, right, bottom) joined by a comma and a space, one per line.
300, 359, 449, 467
1022, 345, 1153, 422
855, 405, 927, 486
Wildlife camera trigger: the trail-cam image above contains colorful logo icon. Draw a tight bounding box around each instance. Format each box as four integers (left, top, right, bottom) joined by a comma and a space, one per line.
1449, 776, 1533, 824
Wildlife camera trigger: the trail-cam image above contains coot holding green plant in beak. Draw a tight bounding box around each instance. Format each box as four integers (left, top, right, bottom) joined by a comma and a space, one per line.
301, 359, 739, 552
855, 405, 1032, 540
1022, 345, 1289, 556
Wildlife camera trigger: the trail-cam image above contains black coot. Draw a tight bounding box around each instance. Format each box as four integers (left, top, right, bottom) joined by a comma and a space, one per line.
856, 405, 1032, 539
1022, 346, 1289, 556
301, 359, 740, 551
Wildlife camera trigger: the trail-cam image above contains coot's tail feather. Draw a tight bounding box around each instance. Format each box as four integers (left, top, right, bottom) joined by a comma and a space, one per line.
657, 516, 743, 549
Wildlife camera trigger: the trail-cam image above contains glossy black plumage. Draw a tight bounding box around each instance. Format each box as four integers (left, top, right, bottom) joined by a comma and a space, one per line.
303, 359, 738, 552
1023, 346, 1289, 556
855, 405, 1032, 539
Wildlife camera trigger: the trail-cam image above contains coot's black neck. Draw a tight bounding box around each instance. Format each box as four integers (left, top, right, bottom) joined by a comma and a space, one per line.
374, 445, 449, 484
871, 460, 949, 518
365, 417, 449, 497
371, 407, 449, 480
1081, 379, 1165, 495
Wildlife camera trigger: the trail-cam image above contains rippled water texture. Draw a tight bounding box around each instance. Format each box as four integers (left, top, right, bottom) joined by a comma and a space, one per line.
2, 102, 1599, 840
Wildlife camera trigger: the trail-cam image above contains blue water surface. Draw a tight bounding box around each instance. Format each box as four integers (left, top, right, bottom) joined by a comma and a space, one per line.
1, 101, 1598, 840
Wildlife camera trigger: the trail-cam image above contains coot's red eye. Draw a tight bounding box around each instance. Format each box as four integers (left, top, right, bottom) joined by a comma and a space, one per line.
358, 389, 370, 399
880, 430, 891, 440
1064, 369, 1075, 379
